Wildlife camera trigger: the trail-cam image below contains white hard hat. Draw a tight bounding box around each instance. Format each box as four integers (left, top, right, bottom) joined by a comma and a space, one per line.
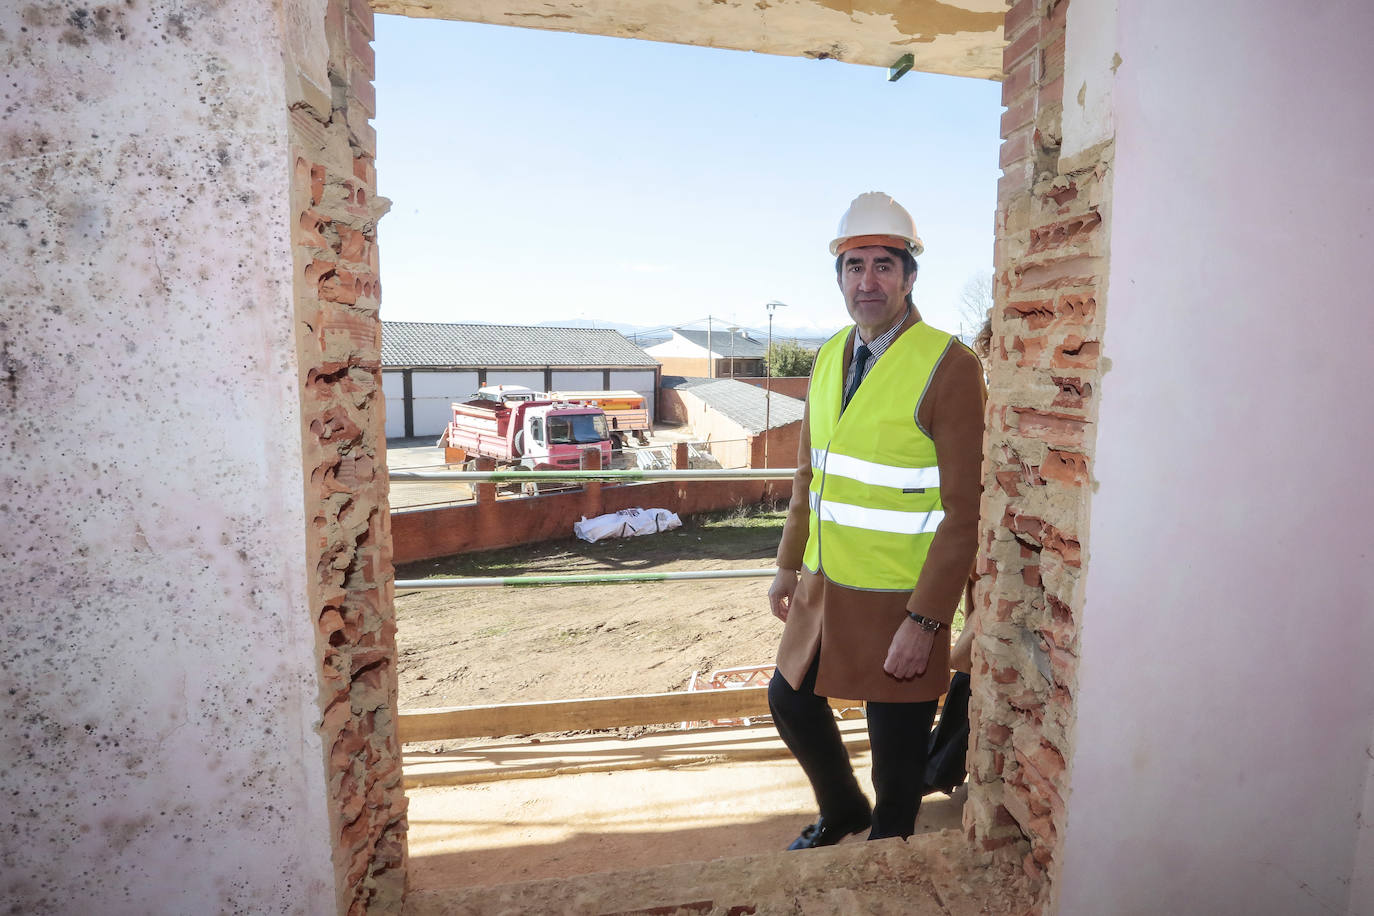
829, 191, 924, 257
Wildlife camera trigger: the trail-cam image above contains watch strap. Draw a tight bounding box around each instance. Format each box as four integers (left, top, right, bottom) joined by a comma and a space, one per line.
906, 612, 943, 631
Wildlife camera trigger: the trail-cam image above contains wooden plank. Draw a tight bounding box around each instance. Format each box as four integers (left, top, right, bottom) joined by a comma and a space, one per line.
398, 688, 867, 743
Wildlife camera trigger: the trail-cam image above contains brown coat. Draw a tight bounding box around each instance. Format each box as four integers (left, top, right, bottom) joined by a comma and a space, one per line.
775, 314, 985, 703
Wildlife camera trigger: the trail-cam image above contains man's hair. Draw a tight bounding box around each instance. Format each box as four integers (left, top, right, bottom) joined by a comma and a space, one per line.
835, 245, 918, 305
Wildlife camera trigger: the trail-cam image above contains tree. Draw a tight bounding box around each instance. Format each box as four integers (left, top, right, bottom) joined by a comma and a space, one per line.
767, 340, 816, 378
957, 270, 995, 345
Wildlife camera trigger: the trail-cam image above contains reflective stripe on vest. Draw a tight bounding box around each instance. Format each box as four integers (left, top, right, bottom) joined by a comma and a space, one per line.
808, 490, 946, 535
802, 321, 955, 591
810, 448, 941, 491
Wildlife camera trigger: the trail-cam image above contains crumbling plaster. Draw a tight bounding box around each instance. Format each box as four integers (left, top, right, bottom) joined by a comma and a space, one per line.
372, 0, 1007, 80
1, 0, 337, 912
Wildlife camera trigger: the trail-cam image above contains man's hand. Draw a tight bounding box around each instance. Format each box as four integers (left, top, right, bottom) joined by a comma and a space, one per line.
883, 618, 937, 679
768, 568, 799, 622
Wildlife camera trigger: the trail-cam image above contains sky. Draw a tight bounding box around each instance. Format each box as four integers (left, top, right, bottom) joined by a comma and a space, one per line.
371, 15, 1002, 340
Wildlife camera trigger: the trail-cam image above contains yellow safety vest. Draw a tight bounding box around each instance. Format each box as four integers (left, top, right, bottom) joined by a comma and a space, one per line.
802, 321, 954, 590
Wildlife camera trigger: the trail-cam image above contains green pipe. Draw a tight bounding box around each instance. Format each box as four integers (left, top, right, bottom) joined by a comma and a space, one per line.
396, 567, 778, 589
389, 468, 794, 483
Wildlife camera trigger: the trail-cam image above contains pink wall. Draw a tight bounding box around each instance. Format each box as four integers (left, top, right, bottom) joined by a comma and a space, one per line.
1058, 2, 1374, 913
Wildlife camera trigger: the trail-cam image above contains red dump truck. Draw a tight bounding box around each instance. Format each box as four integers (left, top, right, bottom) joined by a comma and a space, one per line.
442, 386, 613, 471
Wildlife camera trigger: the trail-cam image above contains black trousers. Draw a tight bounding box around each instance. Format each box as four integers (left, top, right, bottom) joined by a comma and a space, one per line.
768, 654, 939, 840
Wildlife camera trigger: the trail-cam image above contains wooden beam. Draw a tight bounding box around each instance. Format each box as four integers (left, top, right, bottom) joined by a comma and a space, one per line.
398, 687, 866, 743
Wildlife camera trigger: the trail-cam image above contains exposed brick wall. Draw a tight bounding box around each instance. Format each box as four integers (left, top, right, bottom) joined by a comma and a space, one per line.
291, 0, 406, 911
964, 0, 1111, 903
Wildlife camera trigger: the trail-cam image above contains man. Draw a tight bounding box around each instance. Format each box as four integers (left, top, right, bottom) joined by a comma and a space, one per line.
767, 191, 985, 848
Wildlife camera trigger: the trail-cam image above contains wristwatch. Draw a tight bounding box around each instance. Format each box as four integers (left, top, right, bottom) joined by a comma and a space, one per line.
906, 612, 943, 632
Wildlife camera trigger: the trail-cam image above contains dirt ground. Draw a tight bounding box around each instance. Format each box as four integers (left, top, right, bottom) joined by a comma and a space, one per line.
394, 504, 788, 712
394, 505, 1003, 908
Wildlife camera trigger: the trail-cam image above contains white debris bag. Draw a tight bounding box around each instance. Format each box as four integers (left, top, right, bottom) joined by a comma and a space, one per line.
574, 507, 682, 543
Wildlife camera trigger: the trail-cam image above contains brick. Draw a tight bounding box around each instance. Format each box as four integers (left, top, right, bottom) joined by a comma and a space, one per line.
1012, 334, 1046, 368
1002, 56, 1036, 106
311, 164, 326, 207
352, 154, 374, 186
350, 69, 376, 120
998, 159, 1035, 201
999, 127, 1033, 169
1004, 20, 1042, 68
1038, 73, 1065, 109
1051, 336, 1100, 370
1012, 255, 1100, 292
352, 119, 377, 158
1022, 564, 1042, 587
347, 17, 375, 76
337, 225, 369, 263
1000, 92, 1036, 139
1039, 449, 1088, 485
992, 666, 1020, 685
1002, 784, 1035, 831
1047, 0, 1069, 30
1041, 34, 1065, 81
1003, 297, 1056, 329
299, 211, 330, 248
1003, 0, 1039, 42
1044, 180, 1078, 208
348, 0, 374, 37
1058, 293, 1096, 324
980, 834, 1023, 852
1028, 211, 1101, 254
986, 723, 1012, 746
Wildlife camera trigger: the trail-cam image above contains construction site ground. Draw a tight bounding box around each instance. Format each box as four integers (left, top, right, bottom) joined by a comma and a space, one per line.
391, 440, 1028, 913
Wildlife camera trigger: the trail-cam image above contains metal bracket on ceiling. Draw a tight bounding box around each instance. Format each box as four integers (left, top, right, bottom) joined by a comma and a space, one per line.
888, 53, 914, 82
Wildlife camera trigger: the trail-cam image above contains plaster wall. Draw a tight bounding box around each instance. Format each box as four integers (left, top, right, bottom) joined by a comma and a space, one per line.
1058, 2, 1374, 913
1, 0, 336, 911
1059, 0, 1114, 161
373, 0, 1006, 79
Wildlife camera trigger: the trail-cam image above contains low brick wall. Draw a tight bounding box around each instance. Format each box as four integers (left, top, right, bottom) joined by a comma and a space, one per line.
392, 478, 793, 564
737, 376, 810, 400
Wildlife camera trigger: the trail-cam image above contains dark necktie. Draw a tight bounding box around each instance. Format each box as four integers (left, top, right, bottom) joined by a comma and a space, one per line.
842, 343, 871, 413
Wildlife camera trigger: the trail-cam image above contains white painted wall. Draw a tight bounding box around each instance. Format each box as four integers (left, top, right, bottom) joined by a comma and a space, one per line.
409, 370, 479, 438
382, 371, 408, 438
1058, 2, 1374, 914
0, 1, 336, 913
486, 369, 545, 391
646, 332, 710, 359
550, 370, 603, 390
1060, 0, 1116, 161
611, 369, 659, 423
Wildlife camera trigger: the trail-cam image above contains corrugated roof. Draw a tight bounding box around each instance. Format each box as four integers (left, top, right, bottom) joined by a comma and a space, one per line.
381, 321, 660, 368
662, 376, 805, 433
670, 328, 769, 359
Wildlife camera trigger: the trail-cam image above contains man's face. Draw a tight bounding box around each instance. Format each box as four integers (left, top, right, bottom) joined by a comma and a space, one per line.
837, 246, 914, 334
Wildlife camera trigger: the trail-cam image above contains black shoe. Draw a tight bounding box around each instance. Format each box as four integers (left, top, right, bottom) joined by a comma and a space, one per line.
786, 810, 872, 850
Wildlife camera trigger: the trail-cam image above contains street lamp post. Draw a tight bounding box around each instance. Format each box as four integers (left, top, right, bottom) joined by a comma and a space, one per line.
763, 300, 787, 469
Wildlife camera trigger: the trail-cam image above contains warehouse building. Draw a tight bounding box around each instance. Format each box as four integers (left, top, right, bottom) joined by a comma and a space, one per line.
381, 321, 662, 438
